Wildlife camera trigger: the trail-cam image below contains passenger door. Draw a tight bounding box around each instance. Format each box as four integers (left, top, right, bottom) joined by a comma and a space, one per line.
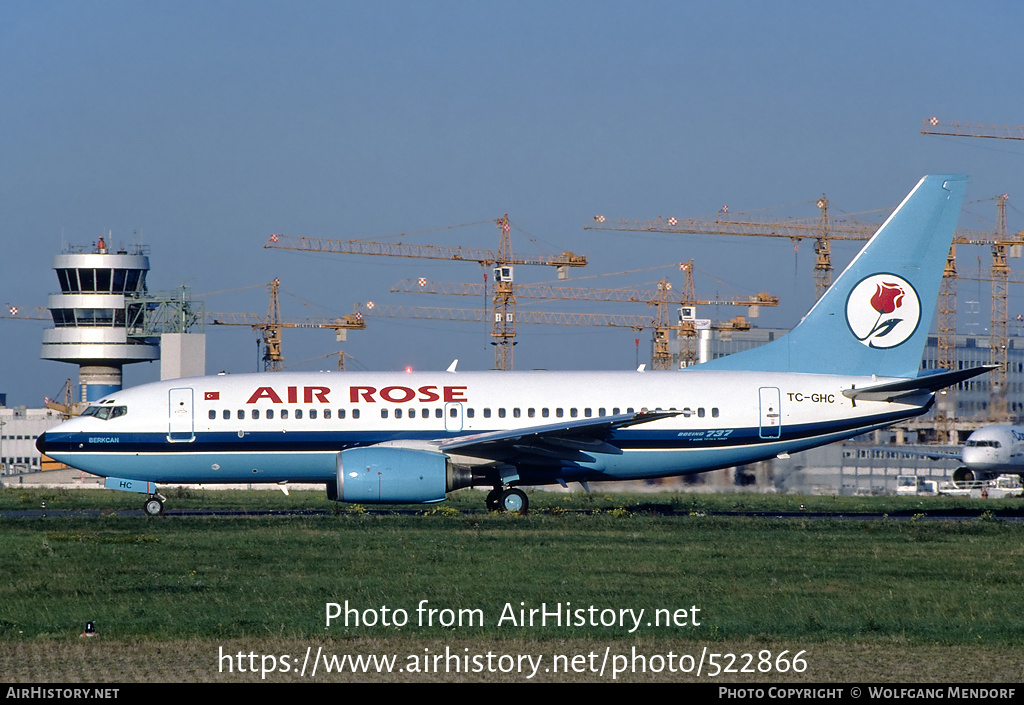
758, 387, 782, 439
168, 387, 195, 442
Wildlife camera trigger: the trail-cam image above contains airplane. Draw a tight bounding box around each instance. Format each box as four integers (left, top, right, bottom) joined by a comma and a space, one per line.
37, 174, 994, 515
882, 424, 1024, 485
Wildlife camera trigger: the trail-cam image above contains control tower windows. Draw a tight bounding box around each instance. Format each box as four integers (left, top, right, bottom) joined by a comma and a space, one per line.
56, 268, 147, 294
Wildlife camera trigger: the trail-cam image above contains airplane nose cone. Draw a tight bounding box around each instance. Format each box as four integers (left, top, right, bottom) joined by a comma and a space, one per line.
36, 432, 46, 454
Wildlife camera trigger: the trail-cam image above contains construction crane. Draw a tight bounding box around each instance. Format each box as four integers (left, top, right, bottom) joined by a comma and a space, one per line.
920, 117, 1024, 140
390, 261, 779, 368
919, 118, 1024, 421
587, 196, 878, 300
1, 305, 49, 321
950, 196, 1021, 421
265, 216, 588, 371
355, 302, 652, 329
206, 280, 365, 371
587, 201, 1003, 301
283, 349, 357, 372
43, 379, 80, 419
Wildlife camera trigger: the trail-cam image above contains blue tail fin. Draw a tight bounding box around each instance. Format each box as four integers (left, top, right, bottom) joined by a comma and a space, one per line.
695, 174, 967, 378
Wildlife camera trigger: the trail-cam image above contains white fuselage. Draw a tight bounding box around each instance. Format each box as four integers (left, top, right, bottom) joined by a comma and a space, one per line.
41, 368, 930, 488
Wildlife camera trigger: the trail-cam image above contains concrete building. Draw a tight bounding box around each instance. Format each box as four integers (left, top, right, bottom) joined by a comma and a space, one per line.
0, 405, 64, 476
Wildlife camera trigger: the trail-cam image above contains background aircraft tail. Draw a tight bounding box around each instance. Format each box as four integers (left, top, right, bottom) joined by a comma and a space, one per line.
694, 174, 968, 378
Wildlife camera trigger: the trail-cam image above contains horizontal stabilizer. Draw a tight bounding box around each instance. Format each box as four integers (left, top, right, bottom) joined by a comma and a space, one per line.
842, 365, 996, 403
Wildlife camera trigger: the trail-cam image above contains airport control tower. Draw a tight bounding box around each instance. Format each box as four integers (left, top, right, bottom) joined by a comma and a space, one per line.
40, 236, 160, 402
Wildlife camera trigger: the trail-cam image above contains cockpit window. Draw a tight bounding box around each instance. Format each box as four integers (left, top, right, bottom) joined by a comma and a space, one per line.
81, 405, 128, 420
966, 439, 1000, 448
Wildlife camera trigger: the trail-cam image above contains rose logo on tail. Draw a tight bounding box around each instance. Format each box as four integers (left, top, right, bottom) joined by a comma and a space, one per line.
846, 274, 920, 349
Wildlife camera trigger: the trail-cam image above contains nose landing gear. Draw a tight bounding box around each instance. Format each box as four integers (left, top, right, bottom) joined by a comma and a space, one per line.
143, 494, 166, 516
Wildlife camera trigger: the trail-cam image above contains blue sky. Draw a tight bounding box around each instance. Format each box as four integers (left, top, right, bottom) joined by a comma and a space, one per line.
2, 1, 1023, 405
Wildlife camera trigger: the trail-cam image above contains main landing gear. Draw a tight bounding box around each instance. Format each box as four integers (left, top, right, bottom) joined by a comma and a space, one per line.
486, 487, 528, 514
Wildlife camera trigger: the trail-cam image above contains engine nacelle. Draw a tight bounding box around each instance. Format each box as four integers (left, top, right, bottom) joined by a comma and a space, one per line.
952, 466, 999, 486
332, 446, 471, 504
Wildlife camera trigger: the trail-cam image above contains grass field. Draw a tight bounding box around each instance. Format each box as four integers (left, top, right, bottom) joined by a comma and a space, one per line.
1, 487, 1022, 682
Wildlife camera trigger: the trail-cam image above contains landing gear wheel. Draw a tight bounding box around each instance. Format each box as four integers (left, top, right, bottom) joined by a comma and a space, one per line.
144, 497, 164, 516
500, 488, 528, 515
485, 488, 502, 511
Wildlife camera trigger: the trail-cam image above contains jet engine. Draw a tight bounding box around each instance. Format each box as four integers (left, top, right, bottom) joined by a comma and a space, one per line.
952, 466, 999, 486
329, 446, 473, 503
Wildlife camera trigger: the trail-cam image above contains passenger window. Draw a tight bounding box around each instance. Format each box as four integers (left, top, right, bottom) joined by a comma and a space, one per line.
353, 409, 360, 419
209, 410, 216, 420
698, 408, 705, 418
528, 408, 536, 418
267, 409, 275, 420
584, 408, 592, 418
223, 410, 230, 420
295, 409, 303, 420
395, 409, 403, 419
467, 408, 475, 418
338, 409, 346, 419
252, 410, 260, 420
309, 409, 317, 420
381, 409, 389, 419
450, 407, 458, 417
279, 409, 287, 420
613, 408, 620, 415
498, 408, 506, 418
435, 408, 442, 418
599, 408, 606, 417
484, 408, 491, 418
712, 408, 719, 418
556, 408, 564, 418
237, 410, 244, 420
542, 408, 549, 418
324, 409, 332, 419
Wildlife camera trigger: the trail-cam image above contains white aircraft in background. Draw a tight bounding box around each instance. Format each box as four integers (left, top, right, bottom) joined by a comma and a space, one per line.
38, 175, 993, 515
894, 425, 1024, 484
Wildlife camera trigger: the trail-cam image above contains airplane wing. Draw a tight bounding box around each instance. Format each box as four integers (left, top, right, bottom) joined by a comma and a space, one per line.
437, 409, 681, 464
842, 365, 996, 403
864, 446, 963, 461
